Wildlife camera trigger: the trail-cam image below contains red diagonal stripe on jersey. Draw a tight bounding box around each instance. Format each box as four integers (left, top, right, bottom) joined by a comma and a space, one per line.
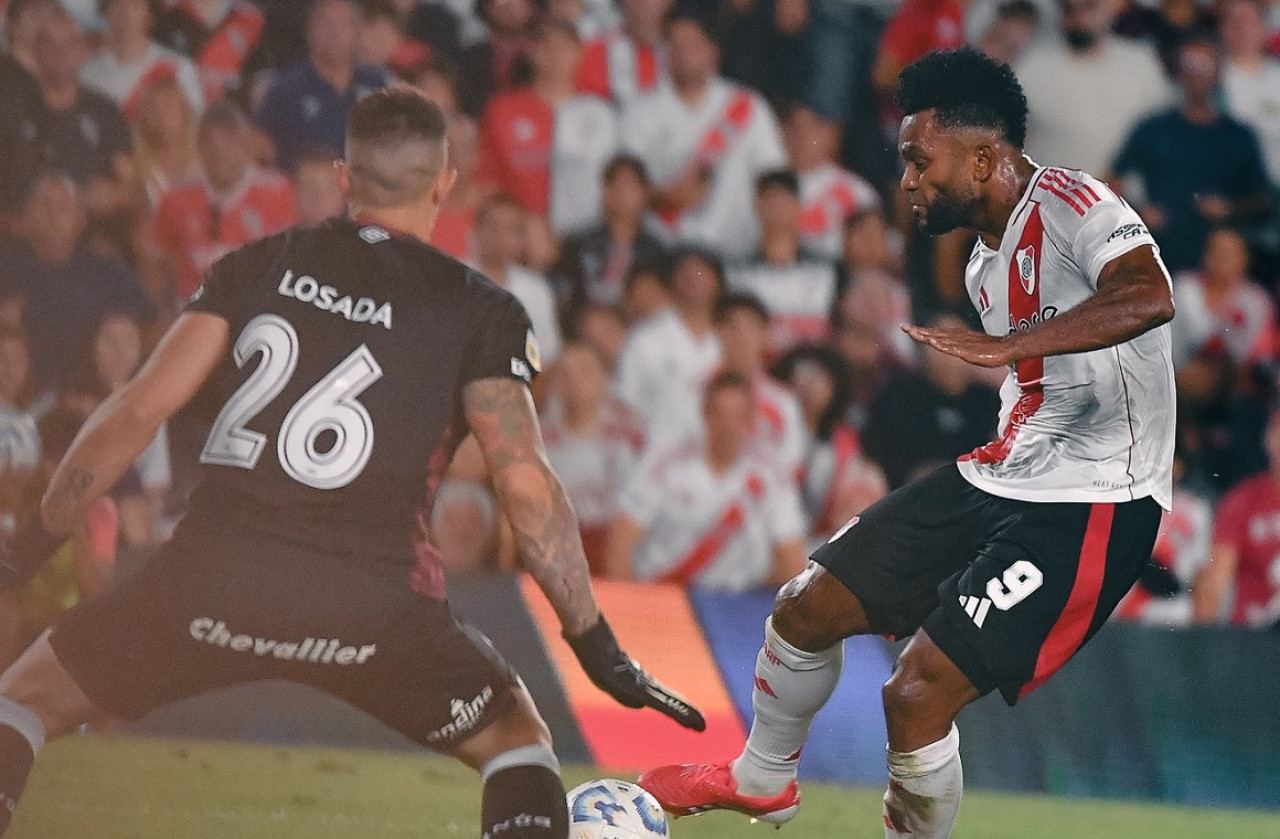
962, 204, 1045, 465
1040, 182, 1085, 216
1045, 171, 1097, 212
1019, 503, 1115, 698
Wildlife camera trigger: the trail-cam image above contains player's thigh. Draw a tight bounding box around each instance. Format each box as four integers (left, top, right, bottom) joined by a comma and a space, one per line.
43, 545, 257, 722
0, 631, 98, 738
317, 599, 526, 754
922, 495, 1162, 707
806, 465, 991, 641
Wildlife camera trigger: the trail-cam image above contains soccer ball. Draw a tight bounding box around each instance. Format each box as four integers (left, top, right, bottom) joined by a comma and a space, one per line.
567, 778, 670, 839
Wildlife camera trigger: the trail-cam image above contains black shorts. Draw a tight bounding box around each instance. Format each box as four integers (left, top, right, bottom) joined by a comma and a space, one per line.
811, 465, 1161, 705
47, 525, 519, 749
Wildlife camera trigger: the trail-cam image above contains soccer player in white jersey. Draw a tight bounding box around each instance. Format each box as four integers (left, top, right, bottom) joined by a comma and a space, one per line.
639, 47, 1176, 839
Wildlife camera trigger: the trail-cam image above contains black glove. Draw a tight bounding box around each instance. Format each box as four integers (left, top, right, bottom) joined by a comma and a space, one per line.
565, 617, 706, 732
0, 511, 67, 592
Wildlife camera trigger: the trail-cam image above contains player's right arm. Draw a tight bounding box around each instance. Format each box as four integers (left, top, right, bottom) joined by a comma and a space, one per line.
464, 376, 706, 731
1, 313, 229, 586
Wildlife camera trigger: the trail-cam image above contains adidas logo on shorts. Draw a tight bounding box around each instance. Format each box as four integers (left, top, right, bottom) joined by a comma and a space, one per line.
959, 595, 993, 629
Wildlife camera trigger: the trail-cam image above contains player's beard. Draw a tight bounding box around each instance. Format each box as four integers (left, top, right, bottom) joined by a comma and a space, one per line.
918, 193, 976, 235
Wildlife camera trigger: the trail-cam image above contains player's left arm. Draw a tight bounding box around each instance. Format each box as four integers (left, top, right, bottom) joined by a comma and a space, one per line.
465, 376, 706, 731
1, 313, 229, 587
905, 244, 1174, 367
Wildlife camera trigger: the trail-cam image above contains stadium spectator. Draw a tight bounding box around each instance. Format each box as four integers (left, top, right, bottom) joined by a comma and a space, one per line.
81, 0, 204, 118
523, 211, 561, 275
291, 148, 345, 226
4, 0, 60, 75
254, 0, 390, 172
1220, 0, 1280, 182
604, 370, 807, 591
431, 112, 485, 260
976, 0, 1040, 66
0, 172, 153, 389
556, 155, 667, 313
572, 301, 629, 371
774, 344, 887, 544
1193, 409, 1280, 628
0, 328, 41, 501
1111, 37, 1273, 273
1116, 455, 1213, 626
619, 9, 787, 259
613, 246, 722, 449
837, 207, 915, 366
60, 312, 170, 548
574, 0, 671, 106
456, 0, 537, 117
714, 292, 807, 480
728, 170, 839, 356
1016, 0, 1171, 176
540, 341, 646, 573
153, 101, 297, 305
781, 103, 880, 262
719, 0, 811, 106
407, 58, 461, 116
11, 9, 139, 221
862, 312, 1000, 489
1113, 0, 1216, 75
472, 192, 563, 365
620, 259, 671, 324
0, 405, 117, 671
131, 75, 200, 206
357, 0, 430, 77
1171, 227, 1276, 369
0, 35, 42, 215
153, 0, 264, 105
477, 18, 618, 236
872, 0, 968, 100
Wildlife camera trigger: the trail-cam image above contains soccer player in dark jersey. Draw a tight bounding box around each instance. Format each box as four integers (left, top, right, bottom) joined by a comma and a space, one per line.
639, 48, 1175, 838
0, 88, 703, 839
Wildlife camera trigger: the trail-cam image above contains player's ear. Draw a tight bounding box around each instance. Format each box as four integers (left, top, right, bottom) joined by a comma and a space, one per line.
335, 160, 352, 201
973, 143, 995, 183
434, 166, 458, 206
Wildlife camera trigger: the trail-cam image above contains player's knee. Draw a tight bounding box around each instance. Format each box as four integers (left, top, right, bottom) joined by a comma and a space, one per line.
881, 643, 959, 734
772, 565, 854, 651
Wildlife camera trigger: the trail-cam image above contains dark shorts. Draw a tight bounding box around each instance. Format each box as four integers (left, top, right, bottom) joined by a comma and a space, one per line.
47, 525, 519, 749
810, 465, 1162, 705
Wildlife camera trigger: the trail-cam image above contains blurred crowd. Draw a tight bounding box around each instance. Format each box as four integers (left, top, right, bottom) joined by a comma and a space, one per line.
1, 0, 1279, 665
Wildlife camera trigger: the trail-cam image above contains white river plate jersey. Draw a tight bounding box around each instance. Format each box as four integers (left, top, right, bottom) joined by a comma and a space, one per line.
957, 164, 1175, 511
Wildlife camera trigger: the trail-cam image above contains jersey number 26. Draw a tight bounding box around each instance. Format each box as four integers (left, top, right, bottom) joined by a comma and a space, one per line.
201, 314, 384, 490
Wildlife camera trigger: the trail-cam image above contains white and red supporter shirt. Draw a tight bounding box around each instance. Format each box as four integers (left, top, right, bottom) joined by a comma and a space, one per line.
541, 396, 646, 529
81, 42, 204, 118
477, 88, 618, 235
612, 309, 721, 450
1115, 487, 1212, 626
749, 375, 807, 481
727, 255, 838, 355
153, 166, 297, 301
1212, 474, 1280, 628
619, 78, 787, 259
1170, 273, 1276, 368
574, 30, 665, 107
798, 163, 881, 261
959, 163, 1175, 510
619, 440, 806, 592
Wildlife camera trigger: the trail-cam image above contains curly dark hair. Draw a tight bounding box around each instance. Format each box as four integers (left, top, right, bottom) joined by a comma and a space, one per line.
896, 47, 1028, 148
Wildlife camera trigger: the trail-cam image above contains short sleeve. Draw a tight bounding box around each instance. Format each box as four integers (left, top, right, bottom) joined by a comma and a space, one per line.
459, 283, 539, 386
184, 248, 241, 319
1052, 177, 1162, 286
1212, 484, 1251, 548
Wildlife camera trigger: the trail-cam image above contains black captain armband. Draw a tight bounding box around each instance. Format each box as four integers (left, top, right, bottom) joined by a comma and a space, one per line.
0, 511, 67, 592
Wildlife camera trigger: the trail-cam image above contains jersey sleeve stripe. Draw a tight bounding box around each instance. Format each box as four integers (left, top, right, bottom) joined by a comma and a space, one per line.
1040, 181, 1086, 216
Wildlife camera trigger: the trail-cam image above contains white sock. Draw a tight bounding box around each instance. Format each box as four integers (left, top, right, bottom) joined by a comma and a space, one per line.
731, 617, 844, 797
883, 724, 963, 839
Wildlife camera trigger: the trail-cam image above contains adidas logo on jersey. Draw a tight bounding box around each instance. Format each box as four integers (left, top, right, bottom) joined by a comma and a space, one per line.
959, 594, 993, 628
277, 270, 393, 329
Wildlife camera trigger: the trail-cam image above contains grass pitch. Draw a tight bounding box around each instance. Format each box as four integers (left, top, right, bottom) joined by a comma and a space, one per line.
10, 736, 1277, 839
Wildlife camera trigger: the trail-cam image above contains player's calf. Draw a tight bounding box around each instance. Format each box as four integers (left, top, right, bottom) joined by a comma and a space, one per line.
480, 745, 568, 839
0, 695, 43, 836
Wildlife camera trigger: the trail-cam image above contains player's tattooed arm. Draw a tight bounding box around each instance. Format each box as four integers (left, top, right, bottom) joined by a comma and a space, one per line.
464, 376, 601, 636
41, 313, 230, 536
904, 245, 1174, 367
